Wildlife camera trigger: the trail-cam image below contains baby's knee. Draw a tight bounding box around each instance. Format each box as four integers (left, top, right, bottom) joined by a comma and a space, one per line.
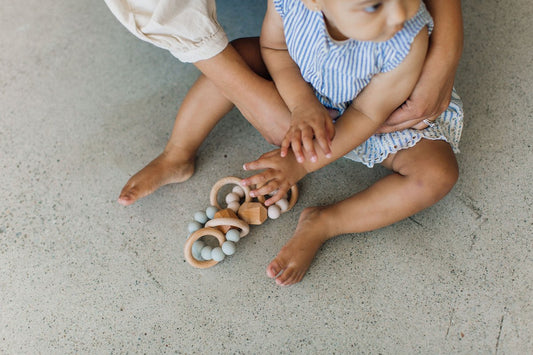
421, 157, 459, 201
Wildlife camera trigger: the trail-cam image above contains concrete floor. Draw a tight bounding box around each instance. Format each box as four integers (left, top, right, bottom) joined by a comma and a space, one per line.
1, 0, 531, 353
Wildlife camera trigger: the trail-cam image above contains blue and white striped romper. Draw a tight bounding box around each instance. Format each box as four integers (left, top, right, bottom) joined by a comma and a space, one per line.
273, 0, 463, 167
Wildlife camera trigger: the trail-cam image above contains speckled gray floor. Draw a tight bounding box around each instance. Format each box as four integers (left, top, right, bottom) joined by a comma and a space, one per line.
1, 1, 531, 353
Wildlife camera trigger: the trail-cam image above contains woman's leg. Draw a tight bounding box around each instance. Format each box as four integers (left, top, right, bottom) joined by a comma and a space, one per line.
118, 38, 291, 205
267, 139, 459, 285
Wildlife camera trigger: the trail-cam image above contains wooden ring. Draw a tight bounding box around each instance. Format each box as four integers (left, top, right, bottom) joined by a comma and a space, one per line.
286, 185, 299, 212
209, 176, 252, 209
205, 217, 250, 237
184, 227, 226, 269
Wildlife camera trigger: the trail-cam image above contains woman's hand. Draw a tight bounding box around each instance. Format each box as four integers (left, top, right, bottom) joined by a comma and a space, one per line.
241, 149, 308, 206
280, 104, 335, 163
376, 58, 455, 133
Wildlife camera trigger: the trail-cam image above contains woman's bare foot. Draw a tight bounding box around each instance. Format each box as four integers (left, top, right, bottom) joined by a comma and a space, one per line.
266, 207, 331, 286
118, 151, 195, 206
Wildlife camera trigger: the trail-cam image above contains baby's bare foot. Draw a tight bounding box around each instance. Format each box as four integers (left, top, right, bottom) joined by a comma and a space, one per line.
118, 152, 195, 206
266, 207, 330, 286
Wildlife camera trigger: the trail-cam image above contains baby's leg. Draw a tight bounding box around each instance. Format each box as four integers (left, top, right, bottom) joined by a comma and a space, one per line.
267, 139, 458, 285
119, 38, 290, 205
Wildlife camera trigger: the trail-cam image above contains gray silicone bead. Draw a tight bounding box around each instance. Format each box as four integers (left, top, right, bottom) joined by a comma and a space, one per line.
194, 211, 208, 224
188, 221, 203, 234
205, 206, 218, 219
225, 229, 241, 242
200, 246, 213, 260
211, 247, 225, 262
192, 240, 205, 260
222, 241, 236, 256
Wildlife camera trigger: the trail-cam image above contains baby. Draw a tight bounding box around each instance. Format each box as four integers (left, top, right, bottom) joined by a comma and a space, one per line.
121, 0, 463, 286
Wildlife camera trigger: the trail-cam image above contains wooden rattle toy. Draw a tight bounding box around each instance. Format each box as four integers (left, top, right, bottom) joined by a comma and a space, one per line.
183, 176, 299, 268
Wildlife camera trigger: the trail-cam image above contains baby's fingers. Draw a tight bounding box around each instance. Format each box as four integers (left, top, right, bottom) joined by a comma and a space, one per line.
291, 138, 305, 163
314, 129, 332, 159
250, 180, 280, 201
280, 135, 291, 158
301, 127, 317, 162
264, 185, 288, 206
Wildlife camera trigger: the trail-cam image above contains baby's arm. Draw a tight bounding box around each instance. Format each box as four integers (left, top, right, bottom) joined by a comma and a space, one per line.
260, 0, 334, 163
243, 29, 429, 204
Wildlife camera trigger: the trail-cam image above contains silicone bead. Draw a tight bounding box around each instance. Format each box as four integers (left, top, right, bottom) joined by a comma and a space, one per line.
194, 211, 208, 224
222, 241, 236, 256
192, 240, 205, 260
232, 185, 245, 198
201, 246, 213, 260
211, 247, 225, 262
227, 201, 240, 212
267, 205, 281, 219
275, 198, 289, 212
205, 206, 218, 219
225, 192, 240, 205
188, 221, 203, 234
225, 229, 241, 243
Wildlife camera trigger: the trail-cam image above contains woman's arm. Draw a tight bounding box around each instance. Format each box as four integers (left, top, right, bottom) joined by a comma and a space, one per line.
377, 0, 463, 133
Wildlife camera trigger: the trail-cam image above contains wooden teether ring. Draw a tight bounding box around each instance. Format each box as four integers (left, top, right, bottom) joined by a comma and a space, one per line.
209, 176, 252, 209
184, 227, 226, 269
205, 217, 250, 238
255, 185, 299, 213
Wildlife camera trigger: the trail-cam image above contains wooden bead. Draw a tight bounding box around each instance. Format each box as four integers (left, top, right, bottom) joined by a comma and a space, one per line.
238, 202, 268, 225
211, 209, 239, 233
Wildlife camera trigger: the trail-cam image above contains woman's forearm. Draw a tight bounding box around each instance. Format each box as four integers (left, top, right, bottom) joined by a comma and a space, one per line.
425, 0, 463, 66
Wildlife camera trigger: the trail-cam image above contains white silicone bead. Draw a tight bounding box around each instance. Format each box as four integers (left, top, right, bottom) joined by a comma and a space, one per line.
225, 192, 240, 205
232, 185, 245, 198
194, 211, 208, 224
211, 247, 225, 262
200, 246, 213, 260
225, 229, 241, 243
192, 240, 205, 260
267, 205, 281, 219
188, 221, 203, 234
222, 241, 236, 256
205, 206, 218, 219
227, 201, 240, 212
275, 198, 289, 212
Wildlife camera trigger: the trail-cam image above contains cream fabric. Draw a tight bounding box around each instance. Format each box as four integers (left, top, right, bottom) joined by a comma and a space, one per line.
104, 0, 228, 62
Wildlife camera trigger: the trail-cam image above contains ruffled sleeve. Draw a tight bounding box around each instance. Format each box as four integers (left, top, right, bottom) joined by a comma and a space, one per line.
104, 0, 228, 63
378, 2, 434, 73
273, 0, 298, 20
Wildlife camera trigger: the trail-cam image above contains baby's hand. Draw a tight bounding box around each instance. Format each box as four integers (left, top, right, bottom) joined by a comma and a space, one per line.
280, 105, 335, 163
241, 149, 307, 206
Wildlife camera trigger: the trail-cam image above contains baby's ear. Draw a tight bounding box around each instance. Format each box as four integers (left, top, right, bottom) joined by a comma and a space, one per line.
300, 0, 322, 12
